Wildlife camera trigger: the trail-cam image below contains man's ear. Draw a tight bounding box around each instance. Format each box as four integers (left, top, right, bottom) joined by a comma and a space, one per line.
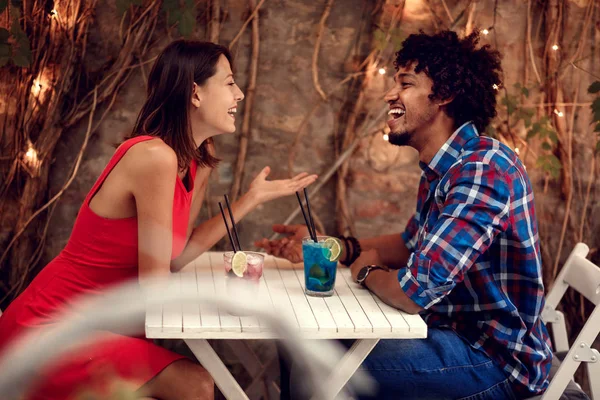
438, 95, 455, 108
191, 82, 202, 108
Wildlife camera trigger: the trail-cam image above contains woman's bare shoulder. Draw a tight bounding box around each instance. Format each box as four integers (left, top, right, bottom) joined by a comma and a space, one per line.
122, 138, 178, 180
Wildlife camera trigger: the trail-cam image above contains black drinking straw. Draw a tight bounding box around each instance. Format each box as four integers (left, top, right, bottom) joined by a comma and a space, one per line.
303, 188, 317, 241
224, 194, 241, 251
296, 191, 317, 242
219, 202, 237, 252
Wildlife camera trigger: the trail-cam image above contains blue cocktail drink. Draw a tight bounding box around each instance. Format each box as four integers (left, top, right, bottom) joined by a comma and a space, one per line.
302, 236, 339, 297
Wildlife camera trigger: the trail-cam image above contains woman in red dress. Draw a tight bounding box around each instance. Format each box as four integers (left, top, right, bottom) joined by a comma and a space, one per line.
0, 40, 317, 399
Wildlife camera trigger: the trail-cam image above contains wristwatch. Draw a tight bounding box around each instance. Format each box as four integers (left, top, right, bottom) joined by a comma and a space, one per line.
356, 265, 385, 286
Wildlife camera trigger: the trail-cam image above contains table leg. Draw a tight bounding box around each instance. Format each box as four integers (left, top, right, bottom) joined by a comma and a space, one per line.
313, 338, 380, 400
185, 339, 249, 400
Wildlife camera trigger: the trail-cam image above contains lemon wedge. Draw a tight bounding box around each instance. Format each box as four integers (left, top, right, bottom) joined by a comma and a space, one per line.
231, 251, 248, 277
323, 238, 342, 262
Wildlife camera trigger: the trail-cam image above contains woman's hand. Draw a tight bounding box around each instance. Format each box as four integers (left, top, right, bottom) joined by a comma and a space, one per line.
254, 224, 323, 264
247, 167, 318, 205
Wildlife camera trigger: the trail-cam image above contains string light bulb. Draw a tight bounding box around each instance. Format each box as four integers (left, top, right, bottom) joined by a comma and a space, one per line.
50, 9, 58, 17
383, 134, 389, 142
378, 67, 386, 75
552, 44, 559, 51
554, 109, 563, 117
492, 84, 499, 90
31, 78, 43, 97
481, 29, 489, 35
23, 142, 41, 174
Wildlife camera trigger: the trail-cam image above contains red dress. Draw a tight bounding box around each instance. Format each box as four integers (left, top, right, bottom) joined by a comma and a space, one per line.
0, 136, 195, 399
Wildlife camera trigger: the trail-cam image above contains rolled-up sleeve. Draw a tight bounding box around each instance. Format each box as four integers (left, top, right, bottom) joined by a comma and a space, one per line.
401, 213, 419, 252
397, 162, 511, 309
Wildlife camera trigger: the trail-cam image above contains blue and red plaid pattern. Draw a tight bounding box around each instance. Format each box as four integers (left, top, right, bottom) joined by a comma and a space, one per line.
399, 121, 553, 396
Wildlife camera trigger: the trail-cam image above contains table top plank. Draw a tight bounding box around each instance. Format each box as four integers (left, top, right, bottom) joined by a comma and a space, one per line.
292, 266, 347, 334
338, 268, 392, 333
256, 262, 277, 332
262, 257, 300, 332
162, 272, 183, 333
273, 258, 319, 333
332, 268, 373, 334
146, 252, 427, 340
195, 253, 221, 332
208, 253, 241, 333
181, 263, 202, 332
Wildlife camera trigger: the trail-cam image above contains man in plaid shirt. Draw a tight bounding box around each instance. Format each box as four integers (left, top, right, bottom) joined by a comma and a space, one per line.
258, 30, 552, 399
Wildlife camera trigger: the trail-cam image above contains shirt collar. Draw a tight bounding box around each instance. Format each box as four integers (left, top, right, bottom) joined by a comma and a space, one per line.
420, 121, 479, 181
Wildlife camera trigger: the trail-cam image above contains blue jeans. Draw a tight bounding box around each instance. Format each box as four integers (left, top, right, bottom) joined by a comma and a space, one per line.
282, 329, 517, 400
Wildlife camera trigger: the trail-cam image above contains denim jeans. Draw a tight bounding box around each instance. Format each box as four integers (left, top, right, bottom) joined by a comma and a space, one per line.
281, 329, 517, 400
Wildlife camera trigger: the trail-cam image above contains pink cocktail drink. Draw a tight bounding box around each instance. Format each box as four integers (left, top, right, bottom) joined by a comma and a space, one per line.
223, 251, 264, 281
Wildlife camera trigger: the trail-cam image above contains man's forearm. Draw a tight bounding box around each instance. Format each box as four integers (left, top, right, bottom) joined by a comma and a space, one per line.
340, 233, 411, 269
365, 269, 423, 314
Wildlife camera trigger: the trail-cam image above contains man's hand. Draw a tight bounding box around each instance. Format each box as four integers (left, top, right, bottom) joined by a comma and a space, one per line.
350, 249, 385, 282
254, 224, 323, 264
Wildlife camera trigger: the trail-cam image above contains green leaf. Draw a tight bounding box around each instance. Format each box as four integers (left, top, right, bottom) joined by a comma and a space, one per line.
542, 142, 552, 151
0, 43, 10, 57
167, 9, 182, 26
0, 28, 9, 43
521, 87, 530, 98
591, 97, 600, 120
178, 9, 196, 37
540, 115, 550, 125
116, 0, 131, 16
0, 0, 8, 14
548, 131, 559, 144
588, 81, 600, 94
162, 0, 179, 13
513, 82, 522, 90
12, 53, 29, 67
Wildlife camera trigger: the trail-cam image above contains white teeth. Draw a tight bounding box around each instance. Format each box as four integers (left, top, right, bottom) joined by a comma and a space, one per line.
388, 109, 405, 116
228, 108, 237, 114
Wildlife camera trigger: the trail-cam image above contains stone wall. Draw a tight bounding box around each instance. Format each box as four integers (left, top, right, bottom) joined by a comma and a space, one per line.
44, 0, 599, 282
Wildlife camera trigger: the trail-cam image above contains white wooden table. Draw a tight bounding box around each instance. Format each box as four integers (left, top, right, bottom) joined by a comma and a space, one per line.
146, 252, 427, 399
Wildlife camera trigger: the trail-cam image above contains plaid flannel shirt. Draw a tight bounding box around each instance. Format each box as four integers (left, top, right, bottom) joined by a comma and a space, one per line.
399, 121, 553, 396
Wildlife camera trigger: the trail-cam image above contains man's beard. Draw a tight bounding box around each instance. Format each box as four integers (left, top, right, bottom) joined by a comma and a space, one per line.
388, 131, 412, 146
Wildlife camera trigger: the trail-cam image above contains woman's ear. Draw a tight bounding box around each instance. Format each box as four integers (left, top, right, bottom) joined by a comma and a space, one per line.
191, 82, 202, 108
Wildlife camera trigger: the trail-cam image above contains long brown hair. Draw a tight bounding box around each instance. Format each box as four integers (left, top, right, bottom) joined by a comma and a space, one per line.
129, 40, 232, 170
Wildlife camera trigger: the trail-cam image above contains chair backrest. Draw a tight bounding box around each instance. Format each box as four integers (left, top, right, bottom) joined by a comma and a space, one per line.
541, 243, 600, 400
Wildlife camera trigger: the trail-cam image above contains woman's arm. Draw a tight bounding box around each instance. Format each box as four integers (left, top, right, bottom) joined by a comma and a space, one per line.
171, 191, 259, 271
129, 141, 178, 284
171, 166, 318, 271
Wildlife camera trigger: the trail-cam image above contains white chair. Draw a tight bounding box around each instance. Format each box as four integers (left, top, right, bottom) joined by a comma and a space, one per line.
540, 242, 600, 400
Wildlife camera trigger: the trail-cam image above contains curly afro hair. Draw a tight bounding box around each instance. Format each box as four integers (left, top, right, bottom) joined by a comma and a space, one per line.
394, 30, 502, 134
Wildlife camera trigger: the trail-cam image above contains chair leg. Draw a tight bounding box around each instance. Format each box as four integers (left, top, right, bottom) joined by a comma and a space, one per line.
587, 349, 600, 400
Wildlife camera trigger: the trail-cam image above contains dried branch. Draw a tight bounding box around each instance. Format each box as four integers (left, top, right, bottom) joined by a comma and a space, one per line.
0, 89, 98, 268
526, 0, 542, 84
287, 71, 365, 177
228, 0, 266, 49
578, 156, 595, 242
230, 0, 260, 201
312, 0, 334, 101
209, 0, 220, 43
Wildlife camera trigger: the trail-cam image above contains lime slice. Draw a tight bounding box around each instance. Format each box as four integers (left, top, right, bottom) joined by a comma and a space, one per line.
231, 251, 248, 277
323, 238, 342, 262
